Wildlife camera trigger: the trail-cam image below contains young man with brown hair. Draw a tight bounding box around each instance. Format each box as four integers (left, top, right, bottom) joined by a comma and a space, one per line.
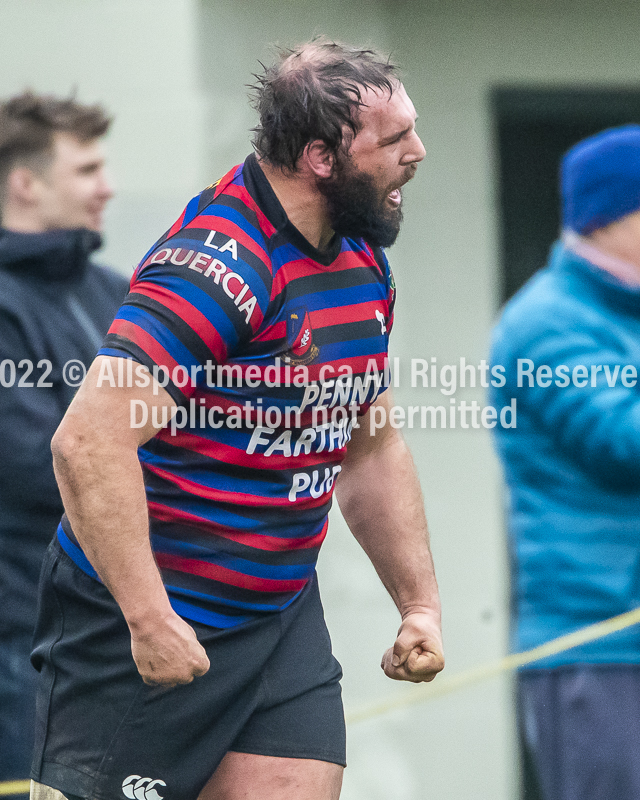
0, 91, 128, 796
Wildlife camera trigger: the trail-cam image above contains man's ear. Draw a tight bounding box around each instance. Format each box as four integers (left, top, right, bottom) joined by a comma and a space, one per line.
5, 166, 40, 207
302, 140, 334, 179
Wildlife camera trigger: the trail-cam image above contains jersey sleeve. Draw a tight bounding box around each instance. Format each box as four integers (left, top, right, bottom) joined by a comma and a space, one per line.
99, 204, 273, 405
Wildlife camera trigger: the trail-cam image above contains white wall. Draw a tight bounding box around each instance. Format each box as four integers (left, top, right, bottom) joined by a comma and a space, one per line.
0, 0, 208, 276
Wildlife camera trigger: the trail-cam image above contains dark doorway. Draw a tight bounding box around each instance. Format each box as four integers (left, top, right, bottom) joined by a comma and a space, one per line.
492, 87, 640, 304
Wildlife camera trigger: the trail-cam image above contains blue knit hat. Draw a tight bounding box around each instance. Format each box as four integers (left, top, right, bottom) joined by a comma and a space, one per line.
561, 124, 640, 234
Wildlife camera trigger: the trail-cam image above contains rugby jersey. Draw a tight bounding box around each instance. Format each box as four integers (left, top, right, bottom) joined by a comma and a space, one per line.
59, 153, 396, 628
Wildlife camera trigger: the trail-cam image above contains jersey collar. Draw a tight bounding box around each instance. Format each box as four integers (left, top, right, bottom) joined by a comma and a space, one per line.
242, 153, 342, 267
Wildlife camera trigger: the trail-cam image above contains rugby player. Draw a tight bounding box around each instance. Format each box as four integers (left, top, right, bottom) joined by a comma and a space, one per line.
30, 39, 444, 800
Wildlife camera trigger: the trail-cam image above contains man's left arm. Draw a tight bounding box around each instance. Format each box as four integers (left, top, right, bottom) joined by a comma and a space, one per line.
334, 390, 444, 683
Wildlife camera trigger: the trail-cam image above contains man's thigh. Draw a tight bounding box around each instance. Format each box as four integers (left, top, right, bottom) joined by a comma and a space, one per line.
199, 753, 343, 800
519, 665, 640, 800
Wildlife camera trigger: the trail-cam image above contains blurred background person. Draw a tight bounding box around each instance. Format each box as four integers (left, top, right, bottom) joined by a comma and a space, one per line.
0, 91, 128, 795
491, 125, 640, 800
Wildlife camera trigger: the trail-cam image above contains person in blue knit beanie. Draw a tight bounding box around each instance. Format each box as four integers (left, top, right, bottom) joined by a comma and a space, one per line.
490, 124, 640, 800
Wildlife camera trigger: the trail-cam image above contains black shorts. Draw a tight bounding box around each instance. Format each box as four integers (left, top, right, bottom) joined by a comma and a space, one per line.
31, 539, 345, 800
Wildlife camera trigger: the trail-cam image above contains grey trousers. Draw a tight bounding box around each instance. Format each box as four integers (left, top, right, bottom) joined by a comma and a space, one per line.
518, 665, 640, 800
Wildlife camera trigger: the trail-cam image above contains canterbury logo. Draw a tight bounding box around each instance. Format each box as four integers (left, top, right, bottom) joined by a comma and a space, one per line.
122, 775, 167, 800
375, 309, 387, 336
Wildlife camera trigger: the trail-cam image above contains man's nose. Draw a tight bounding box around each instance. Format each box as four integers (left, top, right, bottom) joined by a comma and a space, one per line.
410, 132, 426, 164
98, 169, 115, 201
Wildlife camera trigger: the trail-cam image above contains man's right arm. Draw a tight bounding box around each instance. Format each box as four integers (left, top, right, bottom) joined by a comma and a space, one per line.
51, 355, 210, 687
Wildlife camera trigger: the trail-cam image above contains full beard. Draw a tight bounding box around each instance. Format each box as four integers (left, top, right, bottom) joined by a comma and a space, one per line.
317, 158, 404, 248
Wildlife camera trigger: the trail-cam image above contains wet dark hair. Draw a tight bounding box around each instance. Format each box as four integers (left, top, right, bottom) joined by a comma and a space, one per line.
0, 90, 111, 196
251, 38, 399, 171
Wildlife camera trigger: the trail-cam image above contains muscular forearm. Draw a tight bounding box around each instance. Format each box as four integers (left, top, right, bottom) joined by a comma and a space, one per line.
336, 432, 440, 619
336, 399, 444, 683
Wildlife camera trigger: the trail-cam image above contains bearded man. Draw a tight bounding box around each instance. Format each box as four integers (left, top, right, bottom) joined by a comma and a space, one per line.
30, 40, 444, 800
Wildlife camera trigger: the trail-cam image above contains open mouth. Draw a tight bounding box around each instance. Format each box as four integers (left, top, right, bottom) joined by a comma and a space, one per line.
386, 188, 402, 207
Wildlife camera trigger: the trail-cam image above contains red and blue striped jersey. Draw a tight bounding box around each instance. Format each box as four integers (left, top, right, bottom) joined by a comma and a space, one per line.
59, 154, 396, 628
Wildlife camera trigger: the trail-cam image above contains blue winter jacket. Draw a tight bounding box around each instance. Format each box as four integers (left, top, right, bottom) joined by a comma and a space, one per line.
490, 242, 640, 667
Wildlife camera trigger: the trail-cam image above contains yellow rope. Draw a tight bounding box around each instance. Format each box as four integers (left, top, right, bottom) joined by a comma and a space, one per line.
3, 606, 640, 795
0, 781, 30, 797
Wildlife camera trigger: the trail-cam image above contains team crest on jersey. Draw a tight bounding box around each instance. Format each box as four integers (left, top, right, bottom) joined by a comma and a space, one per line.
284, 307, 320, 365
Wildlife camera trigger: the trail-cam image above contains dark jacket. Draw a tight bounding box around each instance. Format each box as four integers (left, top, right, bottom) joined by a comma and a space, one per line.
0, 227, 128, 632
